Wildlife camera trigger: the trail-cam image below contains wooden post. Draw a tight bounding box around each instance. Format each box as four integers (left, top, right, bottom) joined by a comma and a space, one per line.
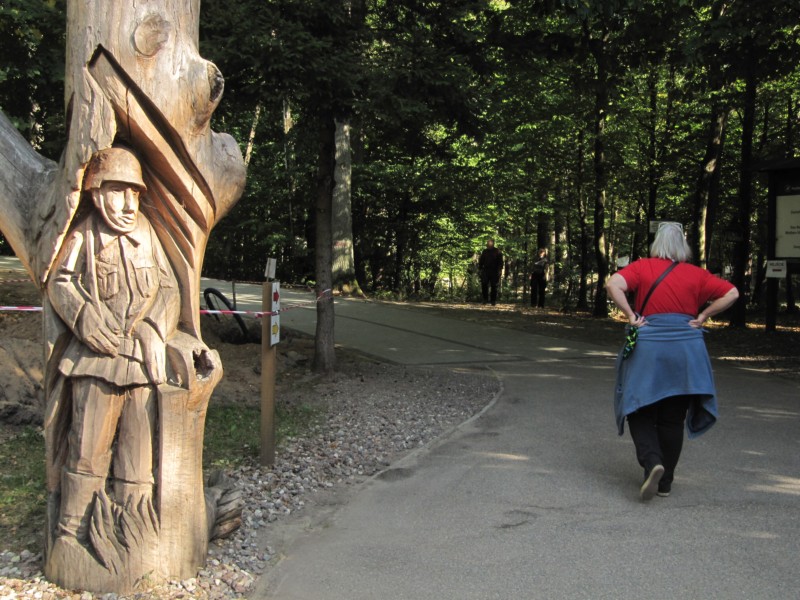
260, 282, 278, 466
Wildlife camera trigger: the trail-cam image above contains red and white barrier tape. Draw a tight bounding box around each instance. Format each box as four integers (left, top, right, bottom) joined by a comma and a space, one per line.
0, 289, 334, 318
0, 279, 33, 284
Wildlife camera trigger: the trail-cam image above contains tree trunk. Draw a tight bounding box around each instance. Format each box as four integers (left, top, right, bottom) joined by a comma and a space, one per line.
331, 118, 364, 296
729, 66, 757, 327
576, 130, 590, 311
243, 103, 262, 167
646, 68, 659, 249
705, 110, 728, 269
591, 30, 610, 318
314, 117, 336, 373
787, 94, 795, 157
0, 0, 246, 593
692, 105, 728, 267
393, 190, 411, 294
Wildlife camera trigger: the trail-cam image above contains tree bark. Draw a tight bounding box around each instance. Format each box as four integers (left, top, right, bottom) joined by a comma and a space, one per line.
576, 130, 590, 311
646, 69, 658, 249
243, 103, 262, 167
331, 118, 364, 296
729, 65, 757, 327
691, 105, 728, 267
590, 26, 610, 318
393, 190, 411, 294
313, 116, 336, 374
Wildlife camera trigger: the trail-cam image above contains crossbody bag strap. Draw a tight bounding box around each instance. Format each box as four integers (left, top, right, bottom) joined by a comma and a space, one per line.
637, 261, 678, 316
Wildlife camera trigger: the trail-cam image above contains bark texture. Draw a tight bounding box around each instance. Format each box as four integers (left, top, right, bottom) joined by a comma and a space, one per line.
331, 119, 363, 295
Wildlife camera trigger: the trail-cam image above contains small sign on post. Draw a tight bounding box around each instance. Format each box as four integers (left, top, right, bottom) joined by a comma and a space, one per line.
265, 257, 277, 280
260, 280, 280, 466
766, 260, 788, 278
270, 282, 280, 346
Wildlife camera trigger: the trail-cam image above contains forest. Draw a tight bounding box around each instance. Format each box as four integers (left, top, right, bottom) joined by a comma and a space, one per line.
2, 0, 799, 327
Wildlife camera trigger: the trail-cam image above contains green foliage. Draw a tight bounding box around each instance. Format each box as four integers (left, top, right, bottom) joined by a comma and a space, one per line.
0, 427, 46, 552
0, 0, 65, 158
203, 403, 324, 469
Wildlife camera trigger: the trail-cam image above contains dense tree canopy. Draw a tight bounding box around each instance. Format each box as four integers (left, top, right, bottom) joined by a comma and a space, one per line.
2, 0, 799, 325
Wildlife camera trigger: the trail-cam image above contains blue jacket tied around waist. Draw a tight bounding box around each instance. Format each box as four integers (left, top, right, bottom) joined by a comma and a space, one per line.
614, 313, 718, 439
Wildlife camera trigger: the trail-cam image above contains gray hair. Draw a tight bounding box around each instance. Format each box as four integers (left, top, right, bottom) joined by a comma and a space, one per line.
650, 222, 691, 262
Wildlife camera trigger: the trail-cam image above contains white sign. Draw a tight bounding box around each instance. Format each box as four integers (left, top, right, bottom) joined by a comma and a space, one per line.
766, 260, 788, 279
649, 220, 662, 234
616, 256, 630, 268
776, 195, 800, 258
270, 282, 280, 346
265, 257, 277, 280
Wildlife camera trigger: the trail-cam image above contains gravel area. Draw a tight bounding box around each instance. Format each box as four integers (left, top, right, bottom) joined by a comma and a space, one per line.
0, 362, 499, 599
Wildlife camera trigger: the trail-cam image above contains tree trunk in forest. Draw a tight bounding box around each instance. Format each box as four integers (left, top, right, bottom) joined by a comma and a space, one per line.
243, 103, 262, 167
283, 99, 297, 268
646, 70, 659, 249
536, 206, 549, 251
0, 0, 246, 593
590, 28, 610, 318
331, 119, 363, 296
554, 191, 566, 297
705, 113, 728, 269
393, 191, 410, 294
692, 106, 728, 267
576, 130, 590, 311
314, 117, 336, 373
787, 94, 795, 157
729, 67, 758, 327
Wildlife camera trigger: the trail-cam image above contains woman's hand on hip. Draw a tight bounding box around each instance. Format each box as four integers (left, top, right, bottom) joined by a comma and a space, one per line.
629, 313, 647, 327
689, 313, 707, 329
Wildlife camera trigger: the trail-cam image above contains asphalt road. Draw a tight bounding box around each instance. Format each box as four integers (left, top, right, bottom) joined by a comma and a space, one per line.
201, 282, 800, 600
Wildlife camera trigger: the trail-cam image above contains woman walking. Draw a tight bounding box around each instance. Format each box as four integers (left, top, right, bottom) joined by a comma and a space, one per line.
606, 222, 739, 500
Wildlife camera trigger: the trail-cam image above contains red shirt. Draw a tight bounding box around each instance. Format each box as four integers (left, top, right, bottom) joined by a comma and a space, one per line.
616, 258, 735, 317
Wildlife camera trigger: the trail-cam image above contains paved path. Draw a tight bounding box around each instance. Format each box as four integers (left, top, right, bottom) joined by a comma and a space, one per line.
207, 282, 799, 599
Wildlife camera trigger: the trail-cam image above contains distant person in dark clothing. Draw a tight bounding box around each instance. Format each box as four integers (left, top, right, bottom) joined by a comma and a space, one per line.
530, 248, 548, 308
478, 239, 503, 305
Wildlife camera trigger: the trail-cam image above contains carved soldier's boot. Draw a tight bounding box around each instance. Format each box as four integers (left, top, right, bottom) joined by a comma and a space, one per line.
58, 471, 104, 540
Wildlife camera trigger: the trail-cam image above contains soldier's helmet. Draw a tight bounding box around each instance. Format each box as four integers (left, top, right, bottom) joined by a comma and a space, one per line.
83, 147, 147, 192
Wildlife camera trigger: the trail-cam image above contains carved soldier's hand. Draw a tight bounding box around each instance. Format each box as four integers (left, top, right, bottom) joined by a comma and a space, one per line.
136, 322, 167, 385
77, 303, 121, 356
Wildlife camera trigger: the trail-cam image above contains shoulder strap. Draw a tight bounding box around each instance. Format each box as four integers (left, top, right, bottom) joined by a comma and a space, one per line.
637, 261, 678, 315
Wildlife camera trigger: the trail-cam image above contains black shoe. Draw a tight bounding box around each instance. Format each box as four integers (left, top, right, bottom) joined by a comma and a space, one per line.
640, 465, 664, 501
657, 481, 671, 497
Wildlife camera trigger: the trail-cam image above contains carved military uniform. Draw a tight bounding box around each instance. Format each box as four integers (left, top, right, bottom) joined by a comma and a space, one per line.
48, 211, 178, 538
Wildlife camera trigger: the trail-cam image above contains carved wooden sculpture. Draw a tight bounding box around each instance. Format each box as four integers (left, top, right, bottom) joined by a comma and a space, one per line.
0, 1, 246, 593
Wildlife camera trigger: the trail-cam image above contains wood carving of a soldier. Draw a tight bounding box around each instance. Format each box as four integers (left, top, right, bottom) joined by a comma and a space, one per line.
47, 146, 179, 541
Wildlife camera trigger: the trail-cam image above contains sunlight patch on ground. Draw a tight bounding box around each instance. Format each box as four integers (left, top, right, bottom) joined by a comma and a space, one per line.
735, 406, 800, 419
480, 452, 530, 462
747, 474, 800, 496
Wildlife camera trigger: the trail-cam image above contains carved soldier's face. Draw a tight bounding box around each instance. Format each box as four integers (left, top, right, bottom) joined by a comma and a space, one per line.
93, 182, 140, 234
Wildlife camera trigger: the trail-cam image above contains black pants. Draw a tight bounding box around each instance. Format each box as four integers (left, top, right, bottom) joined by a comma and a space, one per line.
627, 396, 691, 485
530, 274, 546, 307
481, 277, 499, 304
